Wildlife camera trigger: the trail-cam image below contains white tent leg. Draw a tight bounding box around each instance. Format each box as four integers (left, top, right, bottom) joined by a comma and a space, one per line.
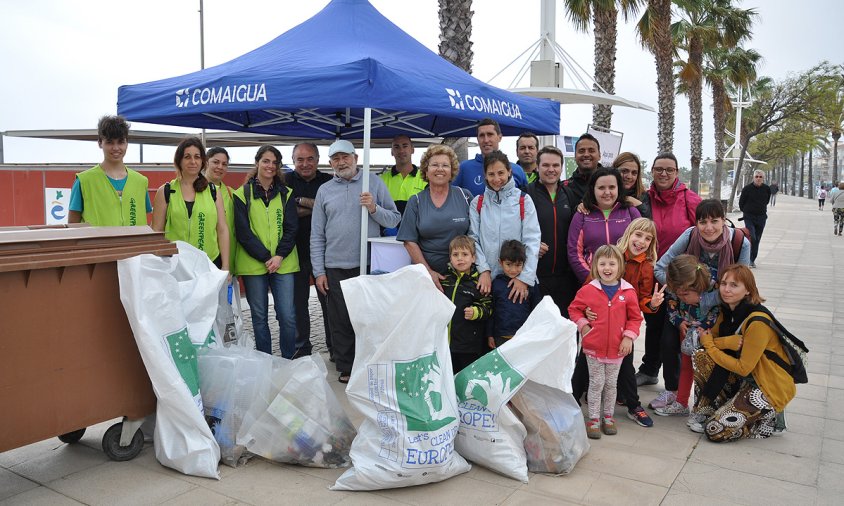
359, 108, 372, 276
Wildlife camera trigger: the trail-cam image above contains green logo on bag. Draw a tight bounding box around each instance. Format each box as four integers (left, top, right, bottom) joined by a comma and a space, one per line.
395, 352, 455, 432
454, 349, 524, 431
165, 328, 200, 396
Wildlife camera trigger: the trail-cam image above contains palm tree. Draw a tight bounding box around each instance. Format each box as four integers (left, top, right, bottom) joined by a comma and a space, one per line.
438, 0, 474, 160
637, 0, 675, 153
563, 0, 644, 129
703, 46, 761, 200
673, 0, 756, 193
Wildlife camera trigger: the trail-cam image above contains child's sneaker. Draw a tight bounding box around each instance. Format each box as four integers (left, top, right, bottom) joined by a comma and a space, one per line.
648, 390, 676, 410
687, 413, 707, 433
601, 416, 618, 435
586, 418, 602, 439
626, 406, 654, 427
654, 400, 690, 416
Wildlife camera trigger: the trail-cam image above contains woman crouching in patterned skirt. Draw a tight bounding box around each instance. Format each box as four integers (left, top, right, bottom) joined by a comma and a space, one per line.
689, 264, 796, 442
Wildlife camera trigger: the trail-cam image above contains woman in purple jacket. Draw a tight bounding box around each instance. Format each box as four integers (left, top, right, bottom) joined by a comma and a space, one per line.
567, 166, 641, 284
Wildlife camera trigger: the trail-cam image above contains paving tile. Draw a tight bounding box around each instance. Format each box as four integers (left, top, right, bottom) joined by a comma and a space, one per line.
820, 438, 844, 465
47, 461, 197, 506
780, 412, 824, 437
464, 463, 522, 490
580, 472, 667, 506
9, 442, 110, 484
806, 372, 829, 387
0, 439, 65, 468
160, 487, 245, 506
574, 440, 686, 488
0, 486, 84, 506
690, 438, 819, 486
368, 470, 516, 505
200, 459, 346, 505
0, 468, 38, 501
787, 397, 827, 418
517, 468, 599, 502
335, 492, 413, 505
500, 489, 581, 505
674, 460, 817, 504
817, 461, 844, 492
661, 490, 735, 506
795, 383, 828, 402
823, 418, 844, 442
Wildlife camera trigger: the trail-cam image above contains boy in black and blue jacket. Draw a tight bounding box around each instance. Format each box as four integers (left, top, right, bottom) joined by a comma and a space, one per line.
488, 240, 542, 348
441, 235, 493, 373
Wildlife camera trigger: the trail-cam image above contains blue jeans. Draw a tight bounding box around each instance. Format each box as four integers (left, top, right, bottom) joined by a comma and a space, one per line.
242, 272, 296, 358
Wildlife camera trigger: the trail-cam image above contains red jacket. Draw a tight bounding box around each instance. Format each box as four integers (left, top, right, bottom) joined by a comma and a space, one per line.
569, 279, 643, 361
647, 180, 701, 257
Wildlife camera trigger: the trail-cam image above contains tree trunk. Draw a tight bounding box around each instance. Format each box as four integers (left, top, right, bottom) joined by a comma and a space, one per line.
592, 7, 617, 129
650, 0, 674, 153
833, 131, 840, 184
793, 154, 799, 195
711, 82, 727, 200
688, 37, 703, 193
808, 150, 814, 199
438, 0, 473, 161
799, 153, 805, 197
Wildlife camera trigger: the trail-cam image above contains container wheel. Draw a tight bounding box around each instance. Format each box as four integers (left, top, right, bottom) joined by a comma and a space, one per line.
102, 422, 144, 461
58, 428, 86, 444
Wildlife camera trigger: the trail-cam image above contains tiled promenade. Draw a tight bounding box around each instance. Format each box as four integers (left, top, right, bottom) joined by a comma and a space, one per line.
1, 194, 840, 505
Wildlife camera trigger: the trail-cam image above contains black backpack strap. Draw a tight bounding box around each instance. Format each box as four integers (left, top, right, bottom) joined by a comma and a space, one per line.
743, 315, 795, 375
164, 181, 173, 205
209, 182, 217, 202
730, 227, 744, 262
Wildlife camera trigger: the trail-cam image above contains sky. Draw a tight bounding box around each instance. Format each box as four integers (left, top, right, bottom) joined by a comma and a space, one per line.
0, 0, 840, 169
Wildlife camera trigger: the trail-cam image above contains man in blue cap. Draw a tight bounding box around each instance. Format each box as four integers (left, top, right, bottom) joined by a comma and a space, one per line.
310, 139, 401, 383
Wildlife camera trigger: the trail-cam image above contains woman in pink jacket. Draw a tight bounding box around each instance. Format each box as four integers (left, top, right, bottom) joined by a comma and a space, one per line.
636, 153, 702, 397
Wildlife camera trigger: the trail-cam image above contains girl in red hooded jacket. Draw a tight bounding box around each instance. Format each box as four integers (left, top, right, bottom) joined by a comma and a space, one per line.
569, 245, 644, 439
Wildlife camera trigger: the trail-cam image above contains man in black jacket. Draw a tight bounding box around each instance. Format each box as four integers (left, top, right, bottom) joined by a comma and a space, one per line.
739, 169, 772, 268
564, 133, 601, 204
526, 146, 576, 317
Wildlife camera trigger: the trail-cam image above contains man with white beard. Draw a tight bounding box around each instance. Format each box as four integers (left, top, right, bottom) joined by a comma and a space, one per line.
310, 139, 400, 383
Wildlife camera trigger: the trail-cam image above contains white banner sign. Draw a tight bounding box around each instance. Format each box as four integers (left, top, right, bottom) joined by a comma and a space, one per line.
586, 126, 624, 167
45, 188, 71, 225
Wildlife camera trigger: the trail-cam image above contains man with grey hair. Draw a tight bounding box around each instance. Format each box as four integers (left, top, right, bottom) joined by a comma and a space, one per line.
311, 140, 400, 382
739, 169, 771, 268
289, 142, 333, 359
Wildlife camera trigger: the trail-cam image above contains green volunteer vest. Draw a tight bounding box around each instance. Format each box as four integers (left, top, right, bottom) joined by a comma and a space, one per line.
218, 182, 237, 269
77, 166, 148, 226
164, 179, 220, 261
380, 166, 428, 202
232, 183, 299, 276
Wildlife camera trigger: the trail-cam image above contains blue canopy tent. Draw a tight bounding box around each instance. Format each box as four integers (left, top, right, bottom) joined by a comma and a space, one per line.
117, 0, 561, 271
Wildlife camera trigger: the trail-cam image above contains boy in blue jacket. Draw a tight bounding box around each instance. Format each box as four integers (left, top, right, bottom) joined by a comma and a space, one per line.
488, 240, 542, 348
441, 236, 493, 372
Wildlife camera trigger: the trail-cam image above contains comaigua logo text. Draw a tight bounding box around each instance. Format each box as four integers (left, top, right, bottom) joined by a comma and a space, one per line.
176, 83, 268, 108
445, 88, 522, 119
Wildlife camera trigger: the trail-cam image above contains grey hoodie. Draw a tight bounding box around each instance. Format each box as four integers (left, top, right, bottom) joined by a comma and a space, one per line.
310, 169, 400, 277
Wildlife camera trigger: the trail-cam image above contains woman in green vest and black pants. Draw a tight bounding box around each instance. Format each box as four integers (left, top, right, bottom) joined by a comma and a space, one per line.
233, 145, 299, 357
152, 137, 230, 272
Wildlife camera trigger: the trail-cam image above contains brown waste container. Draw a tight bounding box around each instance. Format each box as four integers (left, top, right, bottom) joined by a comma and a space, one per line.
0, 224, 177, 460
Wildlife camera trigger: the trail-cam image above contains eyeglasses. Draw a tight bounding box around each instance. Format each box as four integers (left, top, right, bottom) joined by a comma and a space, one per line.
754, 176, 763, 179
652, 167, 677, 175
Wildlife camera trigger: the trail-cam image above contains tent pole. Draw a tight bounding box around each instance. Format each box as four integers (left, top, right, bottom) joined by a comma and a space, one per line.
359, 108, 372, 276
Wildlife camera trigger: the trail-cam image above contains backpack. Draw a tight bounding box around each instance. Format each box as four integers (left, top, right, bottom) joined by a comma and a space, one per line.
476, 191, 526, 220
164, 181, 216, 204
726, 218, 750, 262
741, 314, 809, 384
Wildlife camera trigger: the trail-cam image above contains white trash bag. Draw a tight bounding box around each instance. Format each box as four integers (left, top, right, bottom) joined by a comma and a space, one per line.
454, 297, 577, 483
508, 381, 590, 475
237, 354, 356, 468
198, 344, 272, 467
118, 241, 224, 479
331, 265, 471, 491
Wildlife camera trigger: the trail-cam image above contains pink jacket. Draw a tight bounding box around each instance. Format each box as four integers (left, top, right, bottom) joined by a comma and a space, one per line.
647, 180, 702, 257
569, 279, 643, 361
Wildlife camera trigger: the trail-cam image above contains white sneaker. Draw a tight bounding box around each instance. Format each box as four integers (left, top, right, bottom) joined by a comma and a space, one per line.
648, 390, 676, 410
687, 413, 707, 433
654, 400, 690, 416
